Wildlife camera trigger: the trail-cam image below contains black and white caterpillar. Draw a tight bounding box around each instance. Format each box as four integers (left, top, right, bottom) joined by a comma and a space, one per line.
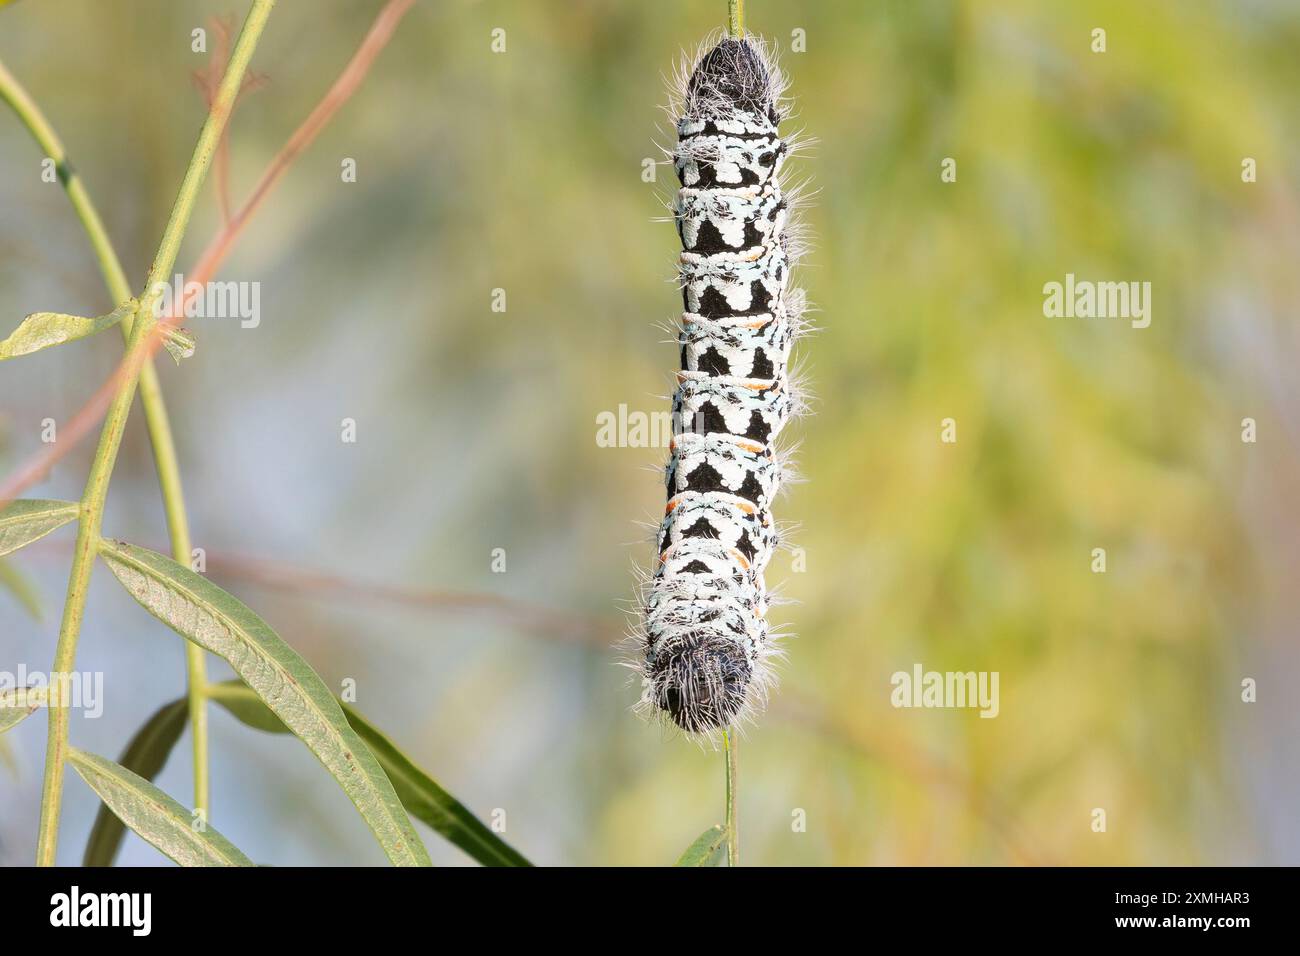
634, 32, 810, 735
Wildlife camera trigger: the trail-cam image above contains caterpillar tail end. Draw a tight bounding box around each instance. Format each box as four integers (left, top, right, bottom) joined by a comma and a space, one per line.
647, 631, 753, 733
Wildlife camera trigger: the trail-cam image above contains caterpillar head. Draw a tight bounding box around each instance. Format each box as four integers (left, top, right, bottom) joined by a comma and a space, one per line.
685, 36, 781, 124
646, 625, 753, 733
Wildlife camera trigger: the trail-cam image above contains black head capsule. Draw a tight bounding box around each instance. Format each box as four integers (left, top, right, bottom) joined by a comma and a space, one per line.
687, 37, 778, 121
650, 630, 753, 733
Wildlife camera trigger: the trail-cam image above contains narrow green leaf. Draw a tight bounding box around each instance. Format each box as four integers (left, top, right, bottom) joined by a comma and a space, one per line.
82, 698, 187, 866
0, 299, 135, 360
0, 499, 79, 558
675, 824, 728, 866
0, 685, 48, 733
68, 747, 253, 867
98, 539, 431, 867
210, 684, 289, 733
0, 557, 44, 622
209, 681, 532, 867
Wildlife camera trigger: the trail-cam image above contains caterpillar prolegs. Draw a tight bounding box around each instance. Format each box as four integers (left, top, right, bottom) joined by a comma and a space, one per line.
635, 33, 809, 735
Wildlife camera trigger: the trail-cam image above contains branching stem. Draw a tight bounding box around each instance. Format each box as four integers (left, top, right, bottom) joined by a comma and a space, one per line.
30, 0, 276, 866
0, 53, 212, 826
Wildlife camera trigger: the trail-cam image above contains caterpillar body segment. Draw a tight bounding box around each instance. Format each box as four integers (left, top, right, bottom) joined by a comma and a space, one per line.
665, 433, 782, 511
672, 371, 794, 446
674, 185, 787, 253
657, 491, 778, 571
679, 312, 793, 380
636, 33, 808, 735
679, 242, 789, 317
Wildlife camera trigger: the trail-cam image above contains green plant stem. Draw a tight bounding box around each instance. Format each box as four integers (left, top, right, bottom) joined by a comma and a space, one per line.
0, 58, 210, 820
724, 729, 739, 866
729, 0, 745, 38
31, 0, 276, 866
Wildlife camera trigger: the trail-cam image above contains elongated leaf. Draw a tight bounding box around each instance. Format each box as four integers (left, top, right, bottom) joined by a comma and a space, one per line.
82, 698, 187, 866
68, 747, 253, 867
0, 558, 44, 622
0, 685, 48, 733
209, 681, 532, 867
98, 539, 430, 867
0, 299, 135, 360
675, 824, 728, 866
0, 499, 79, 558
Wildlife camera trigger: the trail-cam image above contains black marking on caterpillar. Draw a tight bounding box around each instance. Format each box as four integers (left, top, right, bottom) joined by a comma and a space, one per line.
631, 32, 810, 737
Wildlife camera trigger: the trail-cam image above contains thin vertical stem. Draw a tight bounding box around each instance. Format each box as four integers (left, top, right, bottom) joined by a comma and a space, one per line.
728, 0, 745, 38
32, 0, 275, 866
0, 56, 210, 821
724, 728, 739, 866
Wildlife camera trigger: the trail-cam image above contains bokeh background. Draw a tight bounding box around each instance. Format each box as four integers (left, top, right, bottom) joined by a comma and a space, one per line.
1, 0, 1297, 866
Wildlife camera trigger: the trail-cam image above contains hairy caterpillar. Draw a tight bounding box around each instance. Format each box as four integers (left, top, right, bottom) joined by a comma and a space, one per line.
633, 32, 809, 735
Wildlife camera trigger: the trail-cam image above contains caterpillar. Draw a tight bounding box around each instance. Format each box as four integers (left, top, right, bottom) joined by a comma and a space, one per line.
633, 31, 809, 735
